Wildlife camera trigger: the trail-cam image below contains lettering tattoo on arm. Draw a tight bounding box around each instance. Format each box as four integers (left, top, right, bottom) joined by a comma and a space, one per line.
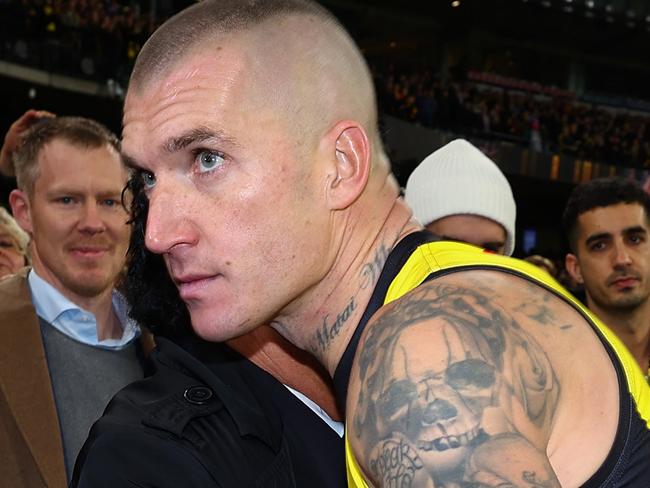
369, 435, 427, 487
353, 281, 561, 487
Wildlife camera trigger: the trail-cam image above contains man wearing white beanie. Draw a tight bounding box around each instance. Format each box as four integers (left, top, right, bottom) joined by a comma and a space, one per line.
404, 138, 517, 255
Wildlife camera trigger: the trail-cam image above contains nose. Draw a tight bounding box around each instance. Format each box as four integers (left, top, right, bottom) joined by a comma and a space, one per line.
78, 202, 106, 235
144, 182, 196, 255
612, 242, 633, 267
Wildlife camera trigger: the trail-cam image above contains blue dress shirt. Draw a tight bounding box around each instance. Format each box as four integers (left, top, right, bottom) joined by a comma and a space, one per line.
28, 269, 140, 350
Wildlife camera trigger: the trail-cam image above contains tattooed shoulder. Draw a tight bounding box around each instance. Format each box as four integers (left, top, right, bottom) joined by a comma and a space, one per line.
349, 277, 561, 487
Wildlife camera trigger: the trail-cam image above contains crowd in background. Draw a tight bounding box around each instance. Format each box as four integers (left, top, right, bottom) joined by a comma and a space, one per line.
374, 66, 650, 169
0, 0, 162, 85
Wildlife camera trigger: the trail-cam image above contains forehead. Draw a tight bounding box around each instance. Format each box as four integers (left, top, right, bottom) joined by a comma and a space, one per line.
122, 43, 253, 158
430, 214, 506, 240
576, 203, 649, 238
36, 139, 126, 189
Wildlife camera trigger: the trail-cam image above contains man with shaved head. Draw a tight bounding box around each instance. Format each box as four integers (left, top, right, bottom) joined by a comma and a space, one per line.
75, 0, 650, 486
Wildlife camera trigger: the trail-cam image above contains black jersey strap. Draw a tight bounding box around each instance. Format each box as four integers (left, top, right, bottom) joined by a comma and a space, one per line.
332, 231, 440, 409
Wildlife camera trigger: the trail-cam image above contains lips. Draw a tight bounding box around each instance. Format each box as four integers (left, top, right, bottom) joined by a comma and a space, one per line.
608, 275, 641, 288
174, 274, 219, 300
69, 246, 110, 258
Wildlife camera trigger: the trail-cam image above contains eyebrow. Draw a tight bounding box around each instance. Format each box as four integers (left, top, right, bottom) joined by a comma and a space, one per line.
585, 232, 611, 246
585, 226, 647, 246
623, 225, 647, 235
121, 127, 239, 171
163, 127, 239, 154
45, 188, 123, 199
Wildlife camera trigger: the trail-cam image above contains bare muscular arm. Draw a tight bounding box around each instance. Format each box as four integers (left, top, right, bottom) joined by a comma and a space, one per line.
348, 273, 562, 488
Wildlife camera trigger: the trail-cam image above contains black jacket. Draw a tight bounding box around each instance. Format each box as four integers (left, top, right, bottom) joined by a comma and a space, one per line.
70, 337, 345, 487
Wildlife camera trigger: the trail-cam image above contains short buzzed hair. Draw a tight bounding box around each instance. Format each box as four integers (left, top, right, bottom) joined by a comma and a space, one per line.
562, 176, 650, 252
130, 0, 336, 92
13, 116, 120, 194
129, 0, 385, 169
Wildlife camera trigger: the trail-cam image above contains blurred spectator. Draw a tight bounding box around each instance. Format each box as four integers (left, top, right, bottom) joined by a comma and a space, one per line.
0, 114, 151, 487
404, 138, 516, 255
563, 177, 650, 378
0, 109, 55, 176
556, 262, 585, 302
524, 254, 558, 279
0, 206, 30, 277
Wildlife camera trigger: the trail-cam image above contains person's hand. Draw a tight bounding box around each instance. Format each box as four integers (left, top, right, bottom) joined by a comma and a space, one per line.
0, 109, 55, 176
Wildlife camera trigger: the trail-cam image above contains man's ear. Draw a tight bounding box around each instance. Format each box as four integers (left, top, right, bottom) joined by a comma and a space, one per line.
324, 121, 370, 210
9, 189, 33, 235
565, 253, 584, 284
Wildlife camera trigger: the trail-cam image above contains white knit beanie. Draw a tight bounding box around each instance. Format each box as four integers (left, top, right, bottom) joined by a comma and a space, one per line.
404, 139, 517, 256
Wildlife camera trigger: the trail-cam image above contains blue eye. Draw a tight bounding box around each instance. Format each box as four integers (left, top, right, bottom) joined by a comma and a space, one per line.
197, 150, 225, 174
141, 171, 156, 189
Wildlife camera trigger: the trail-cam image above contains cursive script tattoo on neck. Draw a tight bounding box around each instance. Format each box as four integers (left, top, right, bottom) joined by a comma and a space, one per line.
310, 235, 395, 354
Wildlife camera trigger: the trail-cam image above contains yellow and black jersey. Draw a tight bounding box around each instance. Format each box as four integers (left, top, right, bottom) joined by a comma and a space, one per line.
333, 231, 650, 488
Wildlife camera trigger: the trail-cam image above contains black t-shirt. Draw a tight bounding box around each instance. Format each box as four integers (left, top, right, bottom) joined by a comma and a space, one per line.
71, 336, 345, 487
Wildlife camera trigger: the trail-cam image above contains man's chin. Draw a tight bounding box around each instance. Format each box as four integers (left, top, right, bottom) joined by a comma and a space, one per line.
608, 292, 648, 310
64, 273, 115, 298
188, 309, 249, 343
191, 324, 232, 343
